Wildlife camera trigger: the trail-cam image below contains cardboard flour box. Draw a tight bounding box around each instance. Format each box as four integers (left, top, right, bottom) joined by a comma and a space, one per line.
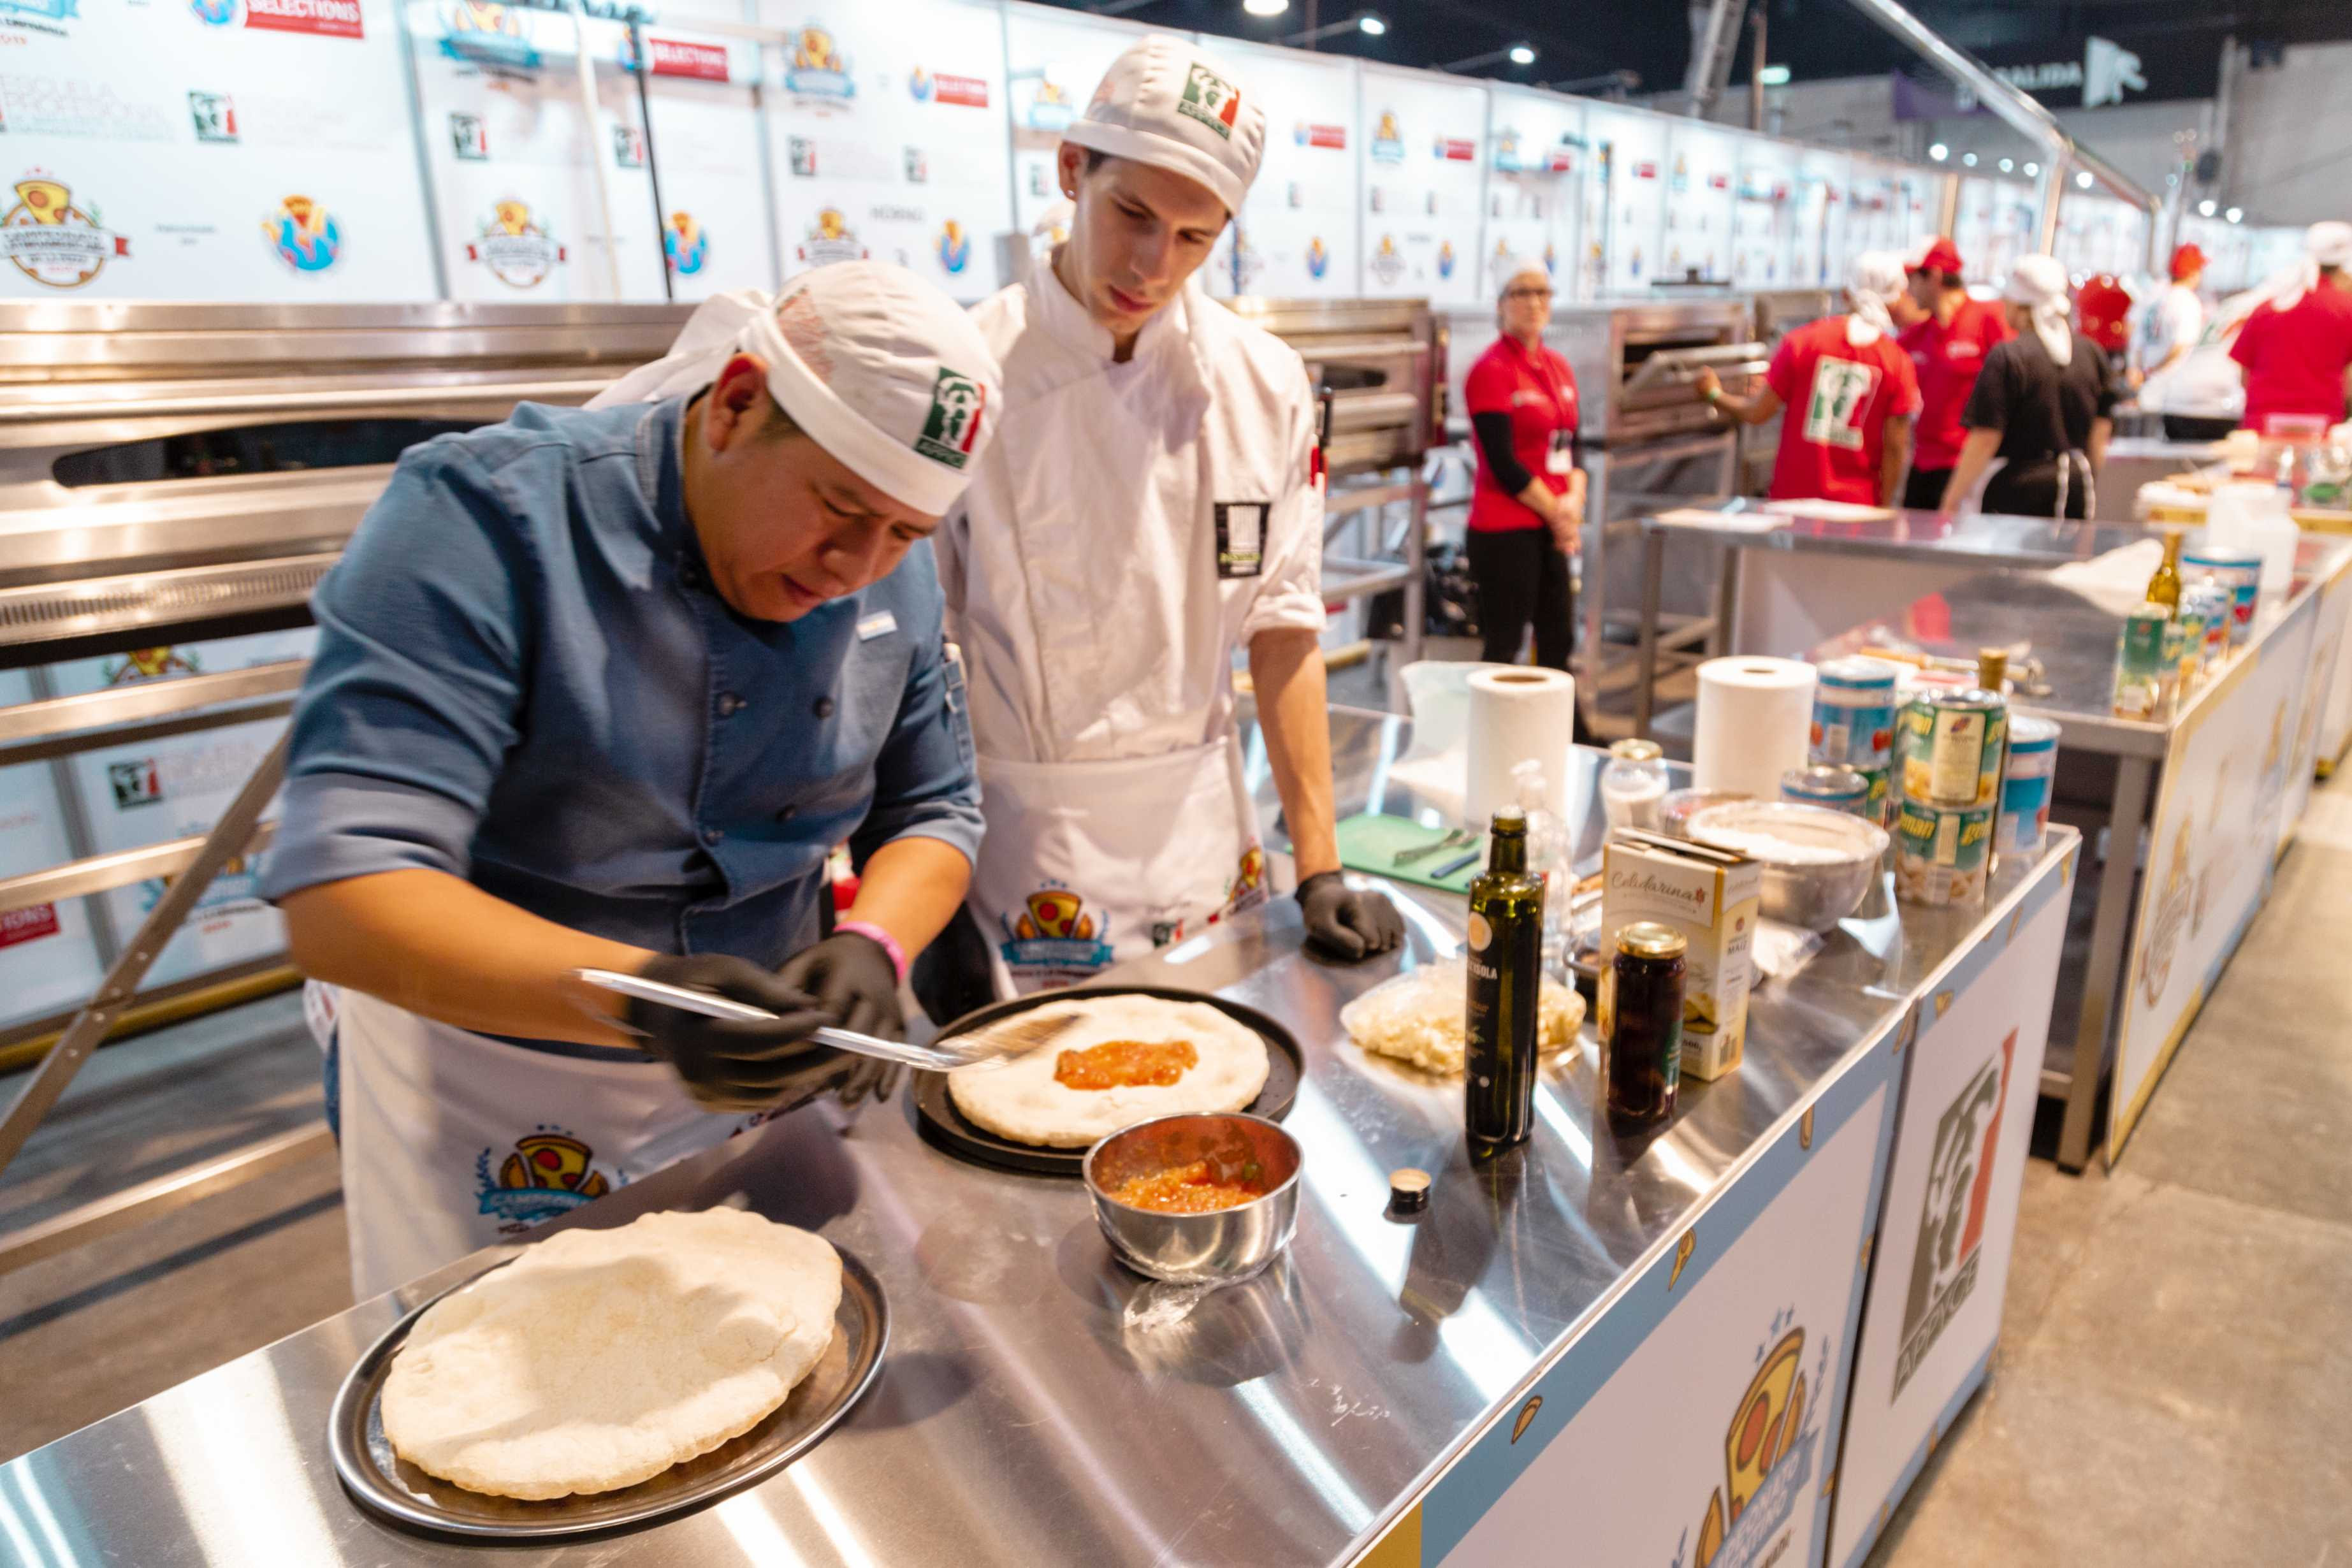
1599, 829, 1762, 1080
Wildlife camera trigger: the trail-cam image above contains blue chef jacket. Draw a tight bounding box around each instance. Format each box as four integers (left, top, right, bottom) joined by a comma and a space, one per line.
262, 396, 983, 989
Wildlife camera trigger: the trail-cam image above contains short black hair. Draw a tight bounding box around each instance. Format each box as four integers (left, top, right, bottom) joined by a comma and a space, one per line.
1081, 148, 1110, 175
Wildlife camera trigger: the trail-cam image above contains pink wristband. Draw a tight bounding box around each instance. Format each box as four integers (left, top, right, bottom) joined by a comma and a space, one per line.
834, 920, 908, 985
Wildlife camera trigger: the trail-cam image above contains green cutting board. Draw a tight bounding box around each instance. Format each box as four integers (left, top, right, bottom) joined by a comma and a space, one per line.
1335, 812, 1485, 894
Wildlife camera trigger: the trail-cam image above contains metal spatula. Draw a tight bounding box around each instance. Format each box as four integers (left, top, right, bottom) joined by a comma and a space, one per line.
573, 968, 1078, 1071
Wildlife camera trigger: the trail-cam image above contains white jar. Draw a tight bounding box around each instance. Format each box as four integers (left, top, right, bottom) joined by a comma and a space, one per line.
1601, 739, 1670, 831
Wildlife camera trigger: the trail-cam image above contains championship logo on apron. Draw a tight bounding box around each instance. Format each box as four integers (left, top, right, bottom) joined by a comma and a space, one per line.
998, 883, 1117, 983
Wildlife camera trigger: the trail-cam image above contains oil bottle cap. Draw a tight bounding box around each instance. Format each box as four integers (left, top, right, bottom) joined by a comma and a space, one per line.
1388, 1167, 1432, 1213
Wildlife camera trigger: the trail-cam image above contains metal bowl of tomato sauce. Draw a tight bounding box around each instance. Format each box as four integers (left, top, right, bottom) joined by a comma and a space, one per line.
1081, 1112, 1303, 1284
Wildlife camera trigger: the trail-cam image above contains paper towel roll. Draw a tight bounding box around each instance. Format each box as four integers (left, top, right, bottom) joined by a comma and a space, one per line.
1694, 657, 1817, 801
1464, 667, 1576, 828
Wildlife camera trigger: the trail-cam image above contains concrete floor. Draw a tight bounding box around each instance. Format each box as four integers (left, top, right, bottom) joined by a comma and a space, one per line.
3, 768, 2349, 1566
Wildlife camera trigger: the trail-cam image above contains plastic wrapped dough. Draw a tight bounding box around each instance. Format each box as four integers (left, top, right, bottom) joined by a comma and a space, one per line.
1339, 959, 1586, 1075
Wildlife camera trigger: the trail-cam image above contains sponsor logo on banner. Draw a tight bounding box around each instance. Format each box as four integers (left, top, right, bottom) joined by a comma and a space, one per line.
787, 136, 816, 178
1219, 843, 1268, 917
903, 145, 927, 183
138, 849, 263, 919
263, 194, 341, 273
449, 111, 488, 160
783, 22, 853, 101
794, 207, 864, 266
108, 647, 199, 683
643, 34, 728, 82
1492, 127, 1523, 171
1436, 239, 1456, 279
475, 1128, 614, 1231
613, 124, 646, 168
1025, 76, 1073, 132
0, 903, 61, 949
108, 757, 164, 808
1175, 61, 1241, 140
2139, 817, 2193, 1007
1432, 135, 1476, 162
466, 200, 565, 288
3, 173, 129, 289
1368, 233, 1404, 286
214, 0, 363, 38
189, 91, 238, 143
1305, 235, 1328, 279
911, 66, 987, 108
1894, 1029, 2015, 1395
915, 367, 985, 468
0, 0, 77, 29
190, 0, 236, 23
1543, 240, 1557, 275
935, 219, 968, 274
1370, 108, 1404, 163
1635, 160, 1659, 180
440, 0, 537, 70
1293, 121, 1346, 150
999, 885, 1114, 980
1683, 1308, 1831, 1568
662, 210, 706, 275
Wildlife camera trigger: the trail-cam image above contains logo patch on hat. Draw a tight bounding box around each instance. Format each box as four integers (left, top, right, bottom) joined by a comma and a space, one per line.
916, 367, 986, 468
1177, 62, 1241, 140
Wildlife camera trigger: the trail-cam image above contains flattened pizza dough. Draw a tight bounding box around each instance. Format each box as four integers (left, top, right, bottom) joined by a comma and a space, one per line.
381, 1208, 840, 1500
947, 994, 1270, 1147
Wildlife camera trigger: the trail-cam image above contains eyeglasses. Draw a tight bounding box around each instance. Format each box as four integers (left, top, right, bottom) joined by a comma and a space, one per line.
1504, 286, 1554, 301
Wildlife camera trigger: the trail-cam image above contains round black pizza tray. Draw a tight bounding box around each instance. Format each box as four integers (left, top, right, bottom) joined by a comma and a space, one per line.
911, 986, 1304, 1177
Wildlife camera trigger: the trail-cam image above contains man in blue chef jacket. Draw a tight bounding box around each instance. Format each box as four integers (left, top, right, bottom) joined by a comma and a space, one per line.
262, 264, 1000, 1297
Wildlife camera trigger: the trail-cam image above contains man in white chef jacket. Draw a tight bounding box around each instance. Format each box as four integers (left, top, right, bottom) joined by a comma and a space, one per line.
926, 34, 1404, 1006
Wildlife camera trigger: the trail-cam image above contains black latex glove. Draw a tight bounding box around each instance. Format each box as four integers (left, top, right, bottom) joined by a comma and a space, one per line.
775, 931, 904, 1111
1296, 870, 1407, 961
625, 953, 858, 1114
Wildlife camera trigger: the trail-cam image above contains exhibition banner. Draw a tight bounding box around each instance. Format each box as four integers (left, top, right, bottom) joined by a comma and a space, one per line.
1211, 43, 1360, 300
1356, 63, 1486, 308
1481, 88, 1583, 300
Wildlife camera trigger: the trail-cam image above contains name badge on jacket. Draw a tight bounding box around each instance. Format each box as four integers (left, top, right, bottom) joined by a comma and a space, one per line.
1215, 501, 1268, 578
1546, 428, 1575, 475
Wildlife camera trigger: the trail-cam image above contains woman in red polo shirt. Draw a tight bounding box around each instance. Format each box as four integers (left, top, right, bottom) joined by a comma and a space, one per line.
1697, 251, 1921, 508
2230, 221, 2352, 436
1463, 259, 1593, 725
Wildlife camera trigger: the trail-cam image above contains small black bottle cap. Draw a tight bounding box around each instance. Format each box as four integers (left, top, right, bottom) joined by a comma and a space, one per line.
1388, 1166, 1432, 1214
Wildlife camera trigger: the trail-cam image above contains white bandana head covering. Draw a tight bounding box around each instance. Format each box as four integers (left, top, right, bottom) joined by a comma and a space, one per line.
1494, 254, 1550, 301
1845, 250, 1908, 347
588, 263, 1000, 516
1062, 34, 1266, 215
2005, 253, 2075, 367
2270, 221, 2352, 312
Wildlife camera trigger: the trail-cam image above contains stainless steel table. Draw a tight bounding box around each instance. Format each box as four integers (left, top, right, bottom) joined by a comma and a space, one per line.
0, 711, 2074, 1566
1809, 536, 2352, 1171
1630, 506, 2179, 735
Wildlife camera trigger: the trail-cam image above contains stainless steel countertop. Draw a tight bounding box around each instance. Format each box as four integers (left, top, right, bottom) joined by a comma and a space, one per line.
1806, 535, 2352, 758
0, 714, 2074, 1567
1641, 504, 2180, 567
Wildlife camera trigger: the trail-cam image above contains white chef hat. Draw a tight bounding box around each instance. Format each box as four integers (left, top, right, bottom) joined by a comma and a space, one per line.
2268, 220, 2352, 312
1844, 250, 1908, 347
1062, 34, 1267, 215
587, 264, 1001, 516
1493, 253, 1550, 298
2004, 252, 2075, 367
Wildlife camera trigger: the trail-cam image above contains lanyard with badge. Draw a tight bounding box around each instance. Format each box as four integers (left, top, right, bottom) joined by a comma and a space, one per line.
1533, 347, 1578, 475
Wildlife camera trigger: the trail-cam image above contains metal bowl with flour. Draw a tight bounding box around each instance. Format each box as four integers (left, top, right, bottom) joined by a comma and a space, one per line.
1683, 801, 1889, 933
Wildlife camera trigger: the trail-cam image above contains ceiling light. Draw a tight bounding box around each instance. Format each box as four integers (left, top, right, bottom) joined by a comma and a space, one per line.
1961, 152, 1977, 166
2226, 206, 2243, 224
1997, 157, 2014, 173
1757, 64, 1790, 85
2075, 171, 2093, 189
1927, 142, 1948, 161
2022, 161, 2039, 176
1242, 0, 1288, 15
1508, 43, 1537, 66
2198, 199, 2217, 217
1358, 11, 1385, 33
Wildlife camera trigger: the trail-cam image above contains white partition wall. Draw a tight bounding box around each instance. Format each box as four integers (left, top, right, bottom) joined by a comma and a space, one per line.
1732, 137, 1799, 286
1483, 89, 1585, 299
1356, 64, 1488, 307
1585, 102, 1669, 293
1003, 6, 1148, 243
1790, 147, 1850, 288
630, 26, 774, 300
1664, 120, 1739, 283
1210, 43, 1363, 300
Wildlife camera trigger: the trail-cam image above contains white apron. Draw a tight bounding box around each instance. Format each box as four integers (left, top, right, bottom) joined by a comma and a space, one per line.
319, 985, 751, 1300
971, 736, 1268, 993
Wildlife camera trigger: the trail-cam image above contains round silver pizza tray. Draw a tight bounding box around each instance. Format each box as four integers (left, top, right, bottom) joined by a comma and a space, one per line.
328, 1240, 887, 1540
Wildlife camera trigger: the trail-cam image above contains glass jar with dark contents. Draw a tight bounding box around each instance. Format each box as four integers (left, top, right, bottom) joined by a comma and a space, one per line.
1605, 922, 1687, 1131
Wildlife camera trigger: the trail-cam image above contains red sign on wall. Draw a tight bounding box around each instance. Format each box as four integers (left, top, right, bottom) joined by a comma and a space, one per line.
242, 0, 364, 39
0, 903, 59, 949
933, 72, 989, 108
1302, 123, 1347, 150
648, 36, 730, 81
1435, 137, 1477, 163
1634, 161, 1659, 180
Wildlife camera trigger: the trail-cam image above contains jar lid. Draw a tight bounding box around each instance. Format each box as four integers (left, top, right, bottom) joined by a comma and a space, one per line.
1616, 920, 1687, 959
1609, 739, 1664, 762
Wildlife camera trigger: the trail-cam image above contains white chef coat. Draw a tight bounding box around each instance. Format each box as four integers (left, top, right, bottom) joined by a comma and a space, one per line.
2134, 284, 2206, 379
937, 264, 1326, 988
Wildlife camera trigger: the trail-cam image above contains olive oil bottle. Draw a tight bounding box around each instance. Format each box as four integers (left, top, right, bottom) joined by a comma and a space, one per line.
1465, 808, 1546, 1154
2145, 528, 2183, 614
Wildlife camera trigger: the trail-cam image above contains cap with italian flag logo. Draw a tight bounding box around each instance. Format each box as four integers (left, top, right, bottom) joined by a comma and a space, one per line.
1063, 34, 1266, 215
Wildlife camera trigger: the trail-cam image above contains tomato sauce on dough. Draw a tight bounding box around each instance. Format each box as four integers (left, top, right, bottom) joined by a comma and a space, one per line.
1054, 1039, 1198, 1091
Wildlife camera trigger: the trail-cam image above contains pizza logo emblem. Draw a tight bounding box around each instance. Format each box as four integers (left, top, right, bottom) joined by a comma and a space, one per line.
477, 1128, 614, 1229
1436, 240, 1456, 280
1305, 236, 1328, 279
3, 173, 129, 289
440, 0, 537, 66
1026, 76, 1073, 132
662, 209, 707, 276
265, 195, 342, 273
190, 0, 236, 24
937, 218, 969, 275
796, 207, 866, 267
466, 199, 565, 289
1683, 1313, 1827, 1568
108, 646, 198, 683
2138, 817, 2192, 1008
784, 22, 854, 100
1370, 108, 1405, 164
1368, 233, 1405, 286
1001, 884, 1115, 982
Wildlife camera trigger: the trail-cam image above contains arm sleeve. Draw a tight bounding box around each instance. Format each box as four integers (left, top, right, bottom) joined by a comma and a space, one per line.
1889, 345, 1924, 417
1961, 344, 2012, 432
259, 444, 534, 904
1470, 411, 1534, 494
1764, 335, 1803, 405
847, 610, 985, 871
1242, 368, 1329, 640
2228, 310, 2263, 372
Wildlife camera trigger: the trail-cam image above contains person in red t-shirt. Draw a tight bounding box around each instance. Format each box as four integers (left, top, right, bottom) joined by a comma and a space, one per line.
1697, 251, 1921, 508
1898, 236, 2012, 511
2230, 221, 2352, 436
1462, 259, 1595, 734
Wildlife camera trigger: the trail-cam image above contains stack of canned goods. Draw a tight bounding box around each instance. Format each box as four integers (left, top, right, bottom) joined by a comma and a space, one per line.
1895, 687, 2007, 906
1782, 763, 1872, 816
2112, 602, 2171, 720
1996, 716, 2061, 857
1809, 656, 1900, 825
2182, 543, 2260, 650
